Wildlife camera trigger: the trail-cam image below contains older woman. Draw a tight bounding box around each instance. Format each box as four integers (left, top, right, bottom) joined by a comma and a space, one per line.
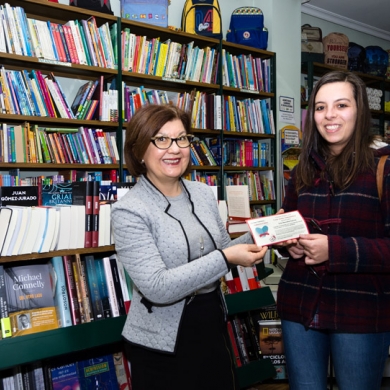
111, 104, 267, 390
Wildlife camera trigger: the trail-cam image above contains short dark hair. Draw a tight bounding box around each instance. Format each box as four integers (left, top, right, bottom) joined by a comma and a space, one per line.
124, 104, 192, 177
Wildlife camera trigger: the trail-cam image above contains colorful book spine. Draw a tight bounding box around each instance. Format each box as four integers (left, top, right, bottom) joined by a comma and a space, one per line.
62, 255, 82, 326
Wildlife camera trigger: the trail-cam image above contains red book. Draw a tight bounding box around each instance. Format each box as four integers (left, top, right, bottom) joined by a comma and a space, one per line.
227, 320, 242, 367
51, 23, 66, 63
62, 255, 82, 326
231, 267, 243, 293
62, 24, 79, 64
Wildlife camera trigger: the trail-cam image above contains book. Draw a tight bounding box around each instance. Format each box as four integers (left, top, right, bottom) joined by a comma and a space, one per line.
71, 253, 92, 323
72, 181, 93, 248
112, 351, 132, 390
49, 362, 80, 390
50, 256, 72, 328
0, 207, 12, 254
84, 254, 104, 321
40, 182, 73, 206
109, 254, 126, 316
0, 265, 11, 338
95, 257, 112, 319
62, 255, 82, 326
103, 256, 120, 317
4, 262, 59, 336
77, 354, 119, 389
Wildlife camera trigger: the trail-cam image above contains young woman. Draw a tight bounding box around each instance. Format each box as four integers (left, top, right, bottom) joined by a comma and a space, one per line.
111, 104, 267, 390
277, 70, 390, 390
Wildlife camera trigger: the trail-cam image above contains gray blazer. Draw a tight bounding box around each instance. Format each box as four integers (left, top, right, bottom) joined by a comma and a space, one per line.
111, 176, 253, 353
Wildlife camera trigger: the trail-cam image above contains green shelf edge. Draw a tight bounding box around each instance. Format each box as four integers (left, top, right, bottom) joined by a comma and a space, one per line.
0, 316, 126, 371
236, 359, 276, 388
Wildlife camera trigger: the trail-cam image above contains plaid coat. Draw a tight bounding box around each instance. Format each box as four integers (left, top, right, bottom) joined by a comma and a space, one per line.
277, 145, 390, 333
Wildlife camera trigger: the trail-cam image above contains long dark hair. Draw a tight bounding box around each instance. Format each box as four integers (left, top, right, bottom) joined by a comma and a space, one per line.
295, 71, 375, 192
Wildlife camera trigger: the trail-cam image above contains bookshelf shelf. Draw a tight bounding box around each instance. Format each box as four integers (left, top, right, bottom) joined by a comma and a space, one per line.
0, 245, 116, 264
0, 316, 126, 371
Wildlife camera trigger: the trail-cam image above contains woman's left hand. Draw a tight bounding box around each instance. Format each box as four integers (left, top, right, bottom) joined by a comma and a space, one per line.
298, 234, 329, 265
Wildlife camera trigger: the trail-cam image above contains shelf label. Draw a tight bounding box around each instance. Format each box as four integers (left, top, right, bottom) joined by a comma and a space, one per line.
38, 59, 71, 67
162, 77, 186, 84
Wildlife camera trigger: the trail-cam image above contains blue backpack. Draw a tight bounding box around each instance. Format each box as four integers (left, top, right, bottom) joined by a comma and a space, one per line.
364, 46, 388, 77
226, 7, 268, 50
347, 42, 366, 73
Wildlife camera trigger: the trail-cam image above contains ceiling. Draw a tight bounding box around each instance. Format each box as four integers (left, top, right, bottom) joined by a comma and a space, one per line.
302, 0, 390, 42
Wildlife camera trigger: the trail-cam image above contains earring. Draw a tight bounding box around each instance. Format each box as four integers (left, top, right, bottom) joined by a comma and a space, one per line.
141, 159, 145, 164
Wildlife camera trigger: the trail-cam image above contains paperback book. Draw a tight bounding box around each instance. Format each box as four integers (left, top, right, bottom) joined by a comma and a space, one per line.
3, 262, 59, 336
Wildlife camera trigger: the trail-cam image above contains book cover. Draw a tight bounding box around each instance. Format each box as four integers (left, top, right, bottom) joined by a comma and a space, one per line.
0, 264, 12, 338
258, 319, 286, 376
4, 262, 59, 336
77, 354, 119, 390
50, 256, 72, 328
50, 362, 80, 390
41, 183, 73, 206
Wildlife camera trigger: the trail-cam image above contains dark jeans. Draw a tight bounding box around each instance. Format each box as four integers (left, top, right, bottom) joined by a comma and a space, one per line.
282, 319, 390, 390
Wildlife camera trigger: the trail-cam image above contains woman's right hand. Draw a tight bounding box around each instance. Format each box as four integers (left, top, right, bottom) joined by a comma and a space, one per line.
223, 244, 268, 267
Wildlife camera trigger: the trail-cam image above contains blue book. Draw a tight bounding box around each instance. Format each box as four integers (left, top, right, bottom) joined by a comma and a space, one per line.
50, 363, 80, 390
51, 256, 72, 328
95, 258, 112, 318
22, 70, 40, 116
260, 99, 272, 134
77, 354, 119, 389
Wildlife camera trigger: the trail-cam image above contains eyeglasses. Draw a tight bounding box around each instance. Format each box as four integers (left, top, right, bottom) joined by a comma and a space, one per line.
150, 134, 194, 150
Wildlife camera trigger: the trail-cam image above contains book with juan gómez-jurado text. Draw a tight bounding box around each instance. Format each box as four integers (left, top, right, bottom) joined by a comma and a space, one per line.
3, 262, 59, 336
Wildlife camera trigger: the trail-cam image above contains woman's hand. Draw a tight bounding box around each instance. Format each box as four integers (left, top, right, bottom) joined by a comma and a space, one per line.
223, 244, 268, 267
299, 234, 329, 265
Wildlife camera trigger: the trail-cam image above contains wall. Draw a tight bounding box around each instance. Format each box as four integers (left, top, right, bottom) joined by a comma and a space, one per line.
301, 14, 390, 48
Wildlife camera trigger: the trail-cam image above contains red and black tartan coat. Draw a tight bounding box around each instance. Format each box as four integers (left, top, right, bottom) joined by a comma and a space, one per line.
277, 145, 390, 333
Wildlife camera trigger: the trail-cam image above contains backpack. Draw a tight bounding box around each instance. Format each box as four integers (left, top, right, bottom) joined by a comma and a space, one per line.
226, 7, 268, 50
347, 42, 366, 72
70, 0, 113, 14
322, 32, 349, 70
121, 0, 169, 28
301, 24, 323, 54
364, 46, 389, 77
181, 0, 222, 40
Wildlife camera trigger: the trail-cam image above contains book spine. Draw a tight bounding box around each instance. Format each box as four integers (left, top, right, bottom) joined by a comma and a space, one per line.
62, 255, 81, 326
91, 180, 100, 247
95, 258, 112, 318
51, 256, 72, 328
109, 255, 126, 316
103, 257, 120, 317
84, 255, 104, 321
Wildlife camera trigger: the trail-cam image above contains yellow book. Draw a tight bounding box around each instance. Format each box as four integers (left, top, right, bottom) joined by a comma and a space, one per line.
155, 41, 169, 77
